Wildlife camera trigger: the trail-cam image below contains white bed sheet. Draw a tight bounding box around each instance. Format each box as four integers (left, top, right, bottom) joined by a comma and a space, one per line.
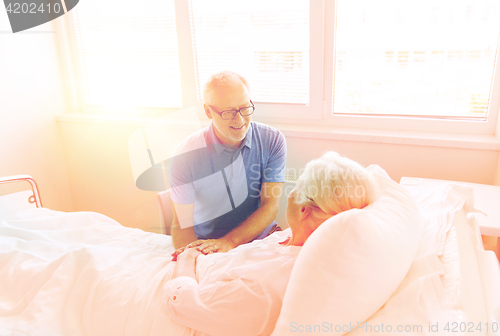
0, 209, 196, 336
0, 190, 37, 218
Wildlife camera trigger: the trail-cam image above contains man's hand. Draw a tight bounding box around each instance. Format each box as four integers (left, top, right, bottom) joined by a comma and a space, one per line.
188, 237, 236, 255
170, 236, 235, 260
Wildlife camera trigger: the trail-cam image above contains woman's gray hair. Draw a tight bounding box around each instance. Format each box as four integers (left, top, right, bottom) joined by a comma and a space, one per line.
202, 71, 251, 104
294, 151, 378, 221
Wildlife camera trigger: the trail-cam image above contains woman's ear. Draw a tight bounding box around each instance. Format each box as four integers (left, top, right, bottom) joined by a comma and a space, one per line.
299, 205, 311, 221
204, 103, 213, 119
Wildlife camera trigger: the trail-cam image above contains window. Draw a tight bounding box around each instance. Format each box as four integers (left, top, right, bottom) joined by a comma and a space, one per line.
332, 0, 500, 120
71, 0, 182, 108
189, 0, 309, 104
61, 0, 500, 134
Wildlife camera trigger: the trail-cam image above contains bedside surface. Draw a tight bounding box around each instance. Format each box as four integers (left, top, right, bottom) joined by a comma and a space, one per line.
400, 177, 500, 237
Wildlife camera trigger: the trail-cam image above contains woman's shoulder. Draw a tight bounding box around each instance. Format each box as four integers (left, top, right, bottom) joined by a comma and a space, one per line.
262, 227, 292, 243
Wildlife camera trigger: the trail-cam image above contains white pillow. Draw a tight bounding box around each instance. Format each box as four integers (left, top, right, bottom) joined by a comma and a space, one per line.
271, 165, 423, 336
0, 190, 37, 219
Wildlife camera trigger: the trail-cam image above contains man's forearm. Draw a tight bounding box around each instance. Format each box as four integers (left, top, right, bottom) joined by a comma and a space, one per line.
224, 202, 278, 247
171, 222, 198, 249
171, 202, 198, 249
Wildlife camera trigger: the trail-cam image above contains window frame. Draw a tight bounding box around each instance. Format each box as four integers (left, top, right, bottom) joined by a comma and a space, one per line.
57, 0, 500, 135
322, 0, 500, 135
176, 0, 325, 121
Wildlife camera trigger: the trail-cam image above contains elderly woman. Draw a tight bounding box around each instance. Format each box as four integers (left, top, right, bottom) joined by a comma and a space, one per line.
166, 151, 378, 336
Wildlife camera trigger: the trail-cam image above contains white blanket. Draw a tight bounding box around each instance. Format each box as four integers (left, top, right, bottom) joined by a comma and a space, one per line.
0, 209, 194, 336
1, 185, 498, 336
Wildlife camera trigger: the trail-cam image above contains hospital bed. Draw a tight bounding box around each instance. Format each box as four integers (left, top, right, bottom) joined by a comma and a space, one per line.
1, 173, 500, 336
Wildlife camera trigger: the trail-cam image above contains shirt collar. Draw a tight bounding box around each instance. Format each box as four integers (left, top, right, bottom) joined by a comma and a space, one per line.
242, 122, 253, 149
207, 121, 253, 156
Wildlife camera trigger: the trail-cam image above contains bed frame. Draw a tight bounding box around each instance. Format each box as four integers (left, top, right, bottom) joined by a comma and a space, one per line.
0, 175, 43, 208
1, 174, 499, 336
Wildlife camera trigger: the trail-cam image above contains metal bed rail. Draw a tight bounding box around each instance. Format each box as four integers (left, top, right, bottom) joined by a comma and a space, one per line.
0, 175, 43, 208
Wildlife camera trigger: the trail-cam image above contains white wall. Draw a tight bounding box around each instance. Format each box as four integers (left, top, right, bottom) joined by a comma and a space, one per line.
495, 115, 500, 186
58, 121, 157, 231
0, 14, 73, 211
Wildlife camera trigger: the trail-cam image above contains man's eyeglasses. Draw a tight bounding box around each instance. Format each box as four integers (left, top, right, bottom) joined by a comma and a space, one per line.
207, 100, 255, 120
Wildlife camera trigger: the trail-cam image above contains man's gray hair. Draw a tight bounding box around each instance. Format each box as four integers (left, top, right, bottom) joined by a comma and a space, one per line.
202, 71, 251, 104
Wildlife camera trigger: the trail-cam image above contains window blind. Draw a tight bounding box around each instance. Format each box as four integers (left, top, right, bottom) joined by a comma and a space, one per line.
189, 0, 309, 104
72, 0, 182, 107
333, 0, 500, 119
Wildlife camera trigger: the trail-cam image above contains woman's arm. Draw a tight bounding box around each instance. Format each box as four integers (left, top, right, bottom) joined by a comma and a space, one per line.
165, 276, 271, 336
166, 246, 296, 336
172, 247, 200, 280
166, 250, 274, 336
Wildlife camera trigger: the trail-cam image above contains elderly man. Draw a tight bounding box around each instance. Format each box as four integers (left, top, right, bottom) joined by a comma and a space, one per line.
170, 71, 286, 255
